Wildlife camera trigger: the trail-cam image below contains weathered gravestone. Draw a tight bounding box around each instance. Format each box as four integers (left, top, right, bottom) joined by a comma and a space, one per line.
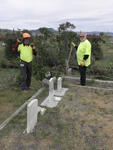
27, 99, 38, 133
27, 99, 46, 133
54, 77, 68, 97
41, 77, 61, 108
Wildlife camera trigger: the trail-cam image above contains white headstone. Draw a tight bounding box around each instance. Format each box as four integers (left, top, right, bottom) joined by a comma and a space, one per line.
41, 77, 61, 108
27, 99, 38, 133
54, 77, 68, 97
49, 78, 54, 97
57, 77, 62, 91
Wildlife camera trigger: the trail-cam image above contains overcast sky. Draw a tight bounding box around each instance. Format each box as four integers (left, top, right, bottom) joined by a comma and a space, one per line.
0, 0, 113, 32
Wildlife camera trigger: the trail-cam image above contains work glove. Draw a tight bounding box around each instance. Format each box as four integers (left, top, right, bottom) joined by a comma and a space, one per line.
80, 60, 85, 66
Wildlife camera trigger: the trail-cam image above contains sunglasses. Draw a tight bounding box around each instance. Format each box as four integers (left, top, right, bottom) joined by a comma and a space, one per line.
80, 36, 85, 37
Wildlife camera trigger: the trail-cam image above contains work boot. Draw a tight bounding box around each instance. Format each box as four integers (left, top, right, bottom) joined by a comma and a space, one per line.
21, 87, 29, 91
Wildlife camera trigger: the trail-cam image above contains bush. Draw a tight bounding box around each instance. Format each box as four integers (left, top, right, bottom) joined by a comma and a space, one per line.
88, 35, 103, 60
0, 58, 10, 68
0, 58, 19, 68
4, 32, 19, 60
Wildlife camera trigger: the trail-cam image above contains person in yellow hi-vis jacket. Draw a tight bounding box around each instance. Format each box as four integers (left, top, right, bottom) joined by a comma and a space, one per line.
14, 33, 37, 90
72, 32, 91, 86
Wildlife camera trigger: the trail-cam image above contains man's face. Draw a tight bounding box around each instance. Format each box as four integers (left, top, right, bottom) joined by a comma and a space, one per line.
23, 38, 30, 45
80, 33, 86, 42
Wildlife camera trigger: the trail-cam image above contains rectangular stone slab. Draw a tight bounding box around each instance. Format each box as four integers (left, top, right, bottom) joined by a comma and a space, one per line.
27, 99, 38, 133
41, 96, 61, 108
54, 88, 68, 97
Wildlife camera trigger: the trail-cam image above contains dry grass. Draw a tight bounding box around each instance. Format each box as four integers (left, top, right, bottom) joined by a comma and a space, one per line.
0, 81, 113, 149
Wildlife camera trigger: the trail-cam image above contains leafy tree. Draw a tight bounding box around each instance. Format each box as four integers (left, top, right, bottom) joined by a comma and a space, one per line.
58, 22, 76, 33
39, 27, 54, 39
4, 32, 18, 59
88, 35, 103, 60
57, 22, 78, 67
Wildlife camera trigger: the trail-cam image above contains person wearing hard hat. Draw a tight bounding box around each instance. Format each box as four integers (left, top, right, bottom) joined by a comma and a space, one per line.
14, 32, 37, 90
72, 32, 91, 86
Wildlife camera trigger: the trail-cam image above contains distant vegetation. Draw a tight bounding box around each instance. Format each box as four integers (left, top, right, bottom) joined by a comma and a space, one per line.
0, 22, 108, 80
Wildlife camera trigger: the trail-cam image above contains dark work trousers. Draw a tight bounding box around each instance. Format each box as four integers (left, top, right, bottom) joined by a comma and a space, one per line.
79, 65, 87, 86
20, 60, 32, 90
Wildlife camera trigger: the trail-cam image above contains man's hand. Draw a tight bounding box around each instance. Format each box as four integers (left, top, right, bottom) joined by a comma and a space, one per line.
17, 38, 21, 43
30, 43, 36, 49
32, 46, 36, 49
80, 60, 85, 66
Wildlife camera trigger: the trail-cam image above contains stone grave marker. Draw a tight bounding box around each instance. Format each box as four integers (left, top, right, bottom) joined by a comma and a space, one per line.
41, 77, 61, 108
54, 77, 68, 97
27, 99, 46, 133
27, 99, 38, 133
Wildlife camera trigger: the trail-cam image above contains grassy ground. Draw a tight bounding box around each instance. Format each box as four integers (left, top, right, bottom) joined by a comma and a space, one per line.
0, 36, 113, 149
0, 68, 43, 123
0, 43, 45, 123
0, 81, 113, 149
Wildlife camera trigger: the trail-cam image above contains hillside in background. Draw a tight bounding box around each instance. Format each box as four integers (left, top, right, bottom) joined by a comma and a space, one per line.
0, 28, 113, 36
30, 28, 57, 35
